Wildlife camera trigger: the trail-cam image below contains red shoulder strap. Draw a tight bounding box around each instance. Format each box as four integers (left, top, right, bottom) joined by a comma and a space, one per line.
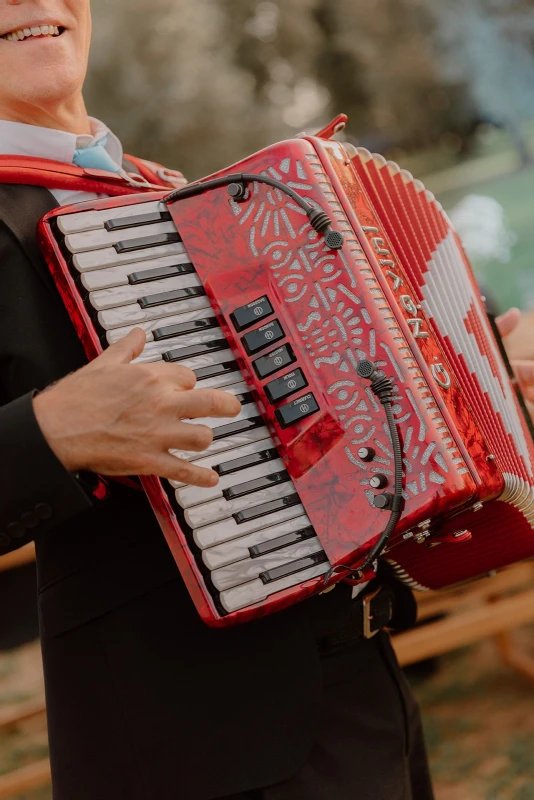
123, 154, 187, 190
0, 154, 186, 196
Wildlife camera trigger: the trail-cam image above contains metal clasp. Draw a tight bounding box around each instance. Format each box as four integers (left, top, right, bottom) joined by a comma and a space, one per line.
119, 169, 161, 190
362, 586, 382, 639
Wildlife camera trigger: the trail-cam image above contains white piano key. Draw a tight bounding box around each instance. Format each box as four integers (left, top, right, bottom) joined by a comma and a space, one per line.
194, 369, 248, 392
176, 457, 285, 509
98, 294, 212, 330
57, 200, 165, 234
172, 423, 270, 464
73, 241, 187, 272
212, 380, 249, 397
202, 514, 312, 570
106, 306, 216, 344
185, 482, 294, 529
211, 538, 324, 591
219, 562, 330, 613
188, 401, 259, 431
206, 380, 248, 396
169, 437, 274, 488
89, 274, 202, 311
81, 253, 193, 291
65, 220, 178, 254
193, 502, 306, 550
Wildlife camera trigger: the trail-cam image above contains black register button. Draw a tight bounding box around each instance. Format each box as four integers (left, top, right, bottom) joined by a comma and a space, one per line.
275, 393, 319, 429
242, 320, 284, 356
265, 369, 307, 404
231, 296, 274, 332
253, 344, 296, 380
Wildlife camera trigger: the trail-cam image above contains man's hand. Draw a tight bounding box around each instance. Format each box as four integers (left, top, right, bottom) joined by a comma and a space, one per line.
496, 307, 534, 405
33, 328, 241, 488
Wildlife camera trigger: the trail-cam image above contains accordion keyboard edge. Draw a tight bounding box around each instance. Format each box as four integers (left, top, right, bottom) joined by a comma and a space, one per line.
38, 131, 534, 627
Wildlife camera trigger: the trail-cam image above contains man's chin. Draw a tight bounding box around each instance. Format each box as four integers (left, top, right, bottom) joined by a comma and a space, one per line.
5, 67, 85, 110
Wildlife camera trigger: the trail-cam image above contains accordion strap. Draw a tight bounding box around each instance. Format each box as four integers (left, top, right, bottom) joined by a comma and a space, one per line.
0, 154, 185, 196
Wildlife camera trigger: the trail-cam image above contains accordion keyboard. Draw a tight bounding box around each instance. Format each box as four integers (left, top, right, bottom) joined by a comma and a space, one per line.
57, 199, 330, 614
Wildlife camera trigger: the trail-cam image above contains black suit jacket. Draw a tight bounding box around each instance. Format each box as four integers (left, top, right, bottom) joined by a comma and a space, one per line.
0, 184, 359, 799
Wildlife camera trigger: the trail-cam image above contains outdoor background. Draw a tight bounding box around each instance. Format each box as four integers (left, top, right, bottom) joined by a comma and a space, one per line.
3, 0, 534, 797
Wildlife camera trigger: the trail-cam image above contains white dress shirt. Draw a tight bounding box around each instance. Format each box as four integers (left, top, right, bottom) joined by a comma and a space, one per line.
0, 116, 123, 206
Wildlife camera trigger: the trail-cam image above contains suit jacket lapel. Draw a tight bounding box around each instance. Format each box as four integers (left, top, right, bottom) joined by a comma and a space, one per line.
0, 184, 62, 303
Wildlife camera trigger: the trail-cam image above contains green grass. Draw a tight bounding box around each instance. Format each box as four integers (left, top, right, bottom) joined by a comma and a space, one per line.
438, 167, 534, 313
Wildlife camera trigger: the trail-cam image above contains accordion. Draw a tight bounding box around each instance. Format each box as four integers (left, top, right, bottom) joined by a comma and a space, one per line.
38, 115, 534, 627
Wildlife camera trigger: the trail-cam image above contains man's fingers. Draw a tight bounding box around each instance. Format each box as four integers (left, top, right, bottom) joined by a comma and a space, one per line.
495, 307, 521, 338
150, 453, 220, 487
163, 421, 214, 453
175, 388, 242, 421
145, 360, 197, 390
512, 360, 534, 402
97, 328, 147, 365
513, 361, 534, 384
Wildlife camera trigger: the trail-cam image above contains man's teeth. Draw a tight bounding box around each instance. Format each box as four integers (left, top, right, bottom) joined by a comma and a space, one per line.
1, 25, 60, 41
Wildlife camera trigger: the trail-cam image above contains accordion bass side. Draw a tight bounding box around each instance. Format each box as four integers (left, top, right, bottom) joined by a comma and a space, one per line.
38, 116, 534, 627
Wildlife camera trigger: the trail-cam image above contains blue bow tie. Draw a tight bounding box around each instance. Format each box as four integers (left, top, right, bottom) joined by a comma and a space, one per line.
72, 135, 122, 173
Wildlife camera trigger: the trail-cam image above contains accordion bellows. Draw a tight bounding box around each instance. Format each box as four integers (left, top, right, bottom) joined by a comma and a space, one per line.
39, 116, 534, 626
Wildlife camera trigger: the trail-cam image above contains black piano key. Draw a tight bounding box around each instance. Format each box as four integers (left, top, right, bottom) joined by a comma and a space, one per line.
138, 286, 206, 309
163, 338, 228, 362
115, 232, 181, 254
249, 525, 316, 558
153, 317, 219, 341
233, 493, 301, 524
212, 415, 264, 442
105, 210, 172, 231
214, 447, 279, 477
223, 470, 290, 501
259, 551, 328, 585
234, 392, 254, 406
128, 262, 195, 285
194, 360, 239, 381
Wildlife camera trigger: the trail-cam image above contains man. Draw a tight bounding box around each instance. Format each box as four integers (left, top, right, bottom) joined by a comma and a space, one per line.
1, 2, 531, 799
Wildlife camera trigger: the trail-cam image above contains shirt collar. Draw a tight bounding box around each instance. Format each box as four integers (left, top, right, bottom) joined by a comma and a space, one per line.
0, 116, 123, 166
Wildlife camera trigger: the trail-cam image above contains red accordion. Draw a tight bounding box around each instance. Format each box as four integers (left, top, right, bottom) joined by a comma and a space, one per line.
38, 116, 534, 627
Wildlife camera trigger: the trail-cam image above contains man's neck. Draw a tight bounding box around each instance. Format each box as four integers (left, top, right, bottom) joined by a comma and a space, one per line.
0, 94, 91, 135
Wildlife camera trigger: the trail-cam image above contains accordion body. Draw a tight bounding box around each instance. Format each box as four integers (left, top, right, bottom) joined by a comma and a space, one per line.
38, 118, 534, 627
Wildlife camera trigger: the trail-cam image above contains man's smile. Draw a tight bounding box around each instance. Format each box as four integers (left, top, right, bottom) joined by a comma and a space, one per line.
0, 24, 65, 42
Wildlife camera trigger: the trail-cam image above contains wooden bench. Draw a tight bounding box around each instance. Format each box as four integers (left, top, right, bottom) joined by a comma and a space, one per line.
393, 562, 534, 677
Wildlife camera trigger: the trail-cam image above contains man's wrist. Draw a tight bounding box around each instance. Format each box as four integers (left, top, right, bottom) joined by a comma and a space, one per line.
32, 390, 80, 473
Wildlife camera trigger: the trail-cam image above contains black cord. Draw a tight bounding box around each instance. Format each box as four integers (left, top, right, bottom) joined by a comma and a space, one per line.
164, 173, 344, 249
323, 360, 404, 585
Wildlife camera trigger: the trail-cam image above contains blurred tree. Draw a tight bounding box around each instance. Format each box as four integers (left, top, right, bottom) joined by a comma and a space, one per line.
429, 0, 534, 165
86, 0, 284, 178
84, 0, 516, 177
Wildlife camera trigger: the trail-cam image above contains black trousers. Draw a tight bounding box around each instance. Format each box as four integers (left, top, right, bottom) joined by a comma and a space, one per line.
222, 632, 434, 800
44, 575, 433, 800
